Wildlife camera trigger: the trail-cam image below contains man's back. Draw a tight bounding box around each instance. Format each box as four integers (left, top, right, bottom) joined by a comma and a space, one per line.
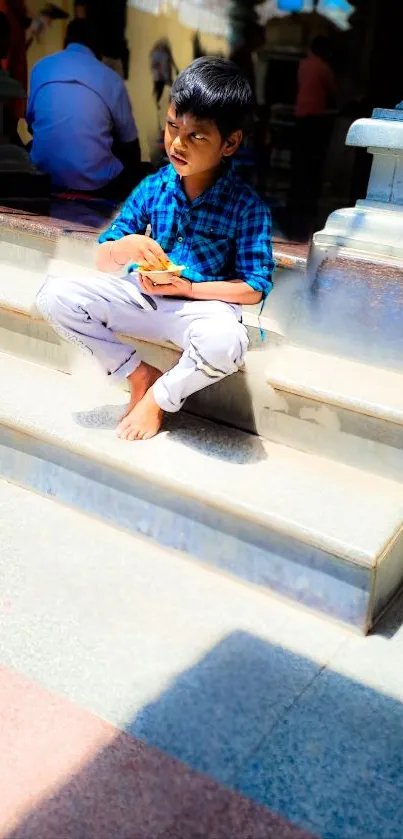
27, 42, 137, 190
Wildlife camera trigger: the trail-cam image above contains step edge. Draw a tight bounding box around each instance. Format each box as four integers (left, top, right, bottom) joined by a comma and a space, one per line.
3, 302, 403, 444
0, 390, 392, 571
0, 298, 281, 342
0, 411, 380, 575
1, 471, 371, 636
269, 374, 403, 428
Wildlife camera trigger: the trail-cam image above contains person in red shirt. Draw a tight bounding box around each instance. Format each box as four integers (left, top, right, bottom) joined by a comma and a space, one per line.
295, 35, 336, 118
288, 36, 337, 237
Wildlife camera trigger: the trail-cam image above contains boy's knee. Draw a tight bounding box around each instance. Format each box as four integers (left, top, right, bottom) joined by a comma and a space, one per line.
37, 276, 62, 318
191, 320, 248, 374
36, 276, 77, 322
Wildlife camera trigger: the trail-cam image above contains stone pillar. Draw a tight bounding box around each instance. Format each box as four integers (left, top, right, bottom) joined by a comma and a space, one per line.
313, 105, 403, 261
287, 105, 403, 373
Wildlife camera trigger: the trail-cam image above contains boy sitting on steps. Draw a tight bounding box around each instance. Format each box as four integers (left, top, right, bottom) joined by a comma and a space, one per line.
37, 56, 274, 440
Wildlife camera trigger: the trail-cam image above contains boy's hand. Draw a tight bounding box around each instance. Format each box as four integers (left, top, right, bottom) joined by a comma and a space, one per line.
139, 274, 193, 298
96, 235, 168, 272
115, 235, 168, 269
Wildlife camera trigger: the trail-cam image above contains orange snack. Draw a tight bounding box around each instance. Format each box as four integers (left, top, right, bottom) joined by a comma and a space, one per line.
139, 258, 179, 273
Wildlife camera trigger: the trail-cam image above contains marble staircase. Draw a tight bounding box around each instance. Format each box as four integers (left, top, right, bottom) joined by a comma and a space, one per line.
0, 225, 402, 634
1, 104, 403, 633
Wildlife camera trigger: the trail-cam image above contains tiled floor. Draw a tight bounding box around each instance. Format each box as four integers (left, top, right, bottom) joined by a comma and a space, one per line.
0, 666, 315, 839
1, 478, 403, 838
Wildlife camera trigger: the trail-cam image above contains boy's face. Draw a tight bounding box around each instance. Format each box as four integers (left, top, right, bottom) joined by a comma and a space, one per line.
164, 105, 242, 178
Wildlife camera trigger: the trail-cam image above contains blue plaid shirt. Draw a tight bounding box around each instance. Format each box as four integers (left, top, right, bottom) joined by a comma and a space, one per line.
99, 163, 274, 297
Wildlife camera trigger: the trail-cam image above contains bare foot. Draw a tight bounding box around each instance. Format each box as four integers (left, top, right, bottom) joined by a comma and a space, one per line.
116, 387, 164, 441
120, 361, 162, 421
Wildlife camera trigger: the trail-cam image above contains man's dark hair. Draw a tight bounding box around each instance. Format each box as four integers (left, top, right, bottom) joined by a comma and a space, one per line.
170, 56, 252, 137
311, 35, 330, 60
64, 19, 100, 56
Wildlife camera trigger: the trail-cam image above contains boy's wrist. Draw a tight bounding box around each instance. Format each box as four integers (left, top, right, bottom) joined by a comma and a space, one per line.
109, 240, 127, 267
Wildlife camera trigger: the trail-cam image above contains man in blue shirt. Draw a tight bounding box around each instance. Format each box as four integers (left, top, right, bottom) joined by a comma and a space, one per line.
26, 19, 139, 199
37, 57, 274, 440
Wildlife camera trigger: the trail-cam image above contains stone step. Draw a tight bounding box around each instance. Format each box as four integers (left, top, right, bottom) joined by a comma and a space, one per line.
0, 260, 281, 347
1, 351, 403, 634
2, 264, 403, 482
263, 343, 403, 483
0, 216, 300, 342
0, 262, 284, 438
4, 211, 403, 375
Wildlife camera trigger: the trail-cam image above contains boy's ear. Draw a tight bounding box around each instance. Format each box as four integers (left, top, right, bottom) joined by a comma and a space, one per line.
222, 129, 243, 158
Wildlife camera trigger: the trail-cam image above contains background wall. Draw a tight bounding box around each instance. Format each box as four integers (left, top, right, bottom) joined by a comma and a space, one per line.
23, 1, 227, 159
125, 7, 226, 158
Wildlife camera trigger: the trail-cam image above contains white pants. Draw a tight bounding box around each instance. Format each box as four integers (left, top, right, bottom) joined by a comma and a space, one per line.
36, 272, 249, 413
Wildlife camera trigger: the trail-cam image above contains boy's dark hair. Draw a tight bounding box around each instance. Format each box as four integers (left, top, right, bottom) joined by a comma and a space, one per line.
64, 19, 100, 56
170, 56, 252, 138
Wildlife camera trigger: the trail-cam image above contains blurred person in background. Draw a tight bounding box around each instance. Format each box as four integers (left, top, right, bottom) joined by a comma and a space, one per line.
295, 35, 336, 121
150, 38, 178, 105
229, 23, 265, 104
27, 19, 141, 200
0, 1, 68, 140
74, 0, 129, 78
0, 0, 28, 132
0, 8, 10, 59
288, 35, 337, 237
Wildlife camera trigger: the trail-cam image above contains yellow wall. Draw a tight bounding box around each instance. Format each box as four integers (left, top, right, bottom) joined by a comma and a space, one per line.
125, 7, 227, 158
23, 2, 227, 159
27, 0, 72, 69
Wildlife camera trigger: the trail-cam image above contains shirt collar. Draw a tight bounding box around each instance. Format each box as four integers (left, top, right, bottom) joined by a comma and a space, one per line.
165, 161, 233, 205
65, 43, 95, 58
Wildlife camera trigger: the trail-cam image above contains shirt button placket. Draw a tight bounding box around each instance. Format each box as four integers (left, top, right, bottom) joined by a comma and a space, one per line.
177, 209, 187, 245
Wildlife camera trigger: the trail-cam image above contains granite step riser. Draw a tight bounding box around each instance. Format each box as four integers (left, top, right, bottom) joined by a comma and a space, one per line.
0, 231, 97, 272
0, 421, 386, 634
2, 308, 403, 483
258, 389, 403, 485
4, 232, 403, 373
0, 308, 267, 437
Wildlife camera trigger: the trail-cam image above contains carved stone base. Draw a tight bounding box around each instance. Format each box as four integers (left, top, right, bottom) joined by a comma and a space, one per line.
313, 201, 403, 262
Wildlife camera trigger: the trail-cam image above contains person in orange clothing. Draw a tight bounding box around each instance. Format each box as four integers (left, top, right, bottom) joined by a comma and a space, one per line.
288, 35, 337, 237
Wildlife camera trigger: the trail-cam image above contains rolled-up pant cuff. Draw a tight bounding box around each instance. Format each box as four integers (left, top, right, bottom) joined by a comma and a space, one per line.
152, 376, 181, 413
110, 351, 141, 381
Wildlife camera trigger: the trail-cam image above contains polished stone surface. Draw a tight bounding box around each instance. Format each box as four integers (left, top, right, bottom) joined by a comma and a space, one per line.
0, 479, 343, 791
236, 666, 403, 839
5, 257, 403, 487
279, 252, 403, 373
3, 478, 403, 839
0, 422, 373, 629
3, 352, 403, 628
1, 665, 316, 839
266, 343, 403, 423
261, 343, 403, 481
271, 236, 309, 268
347, 114, 403, 149
6, 256, 403, 488
131, 632, 320, 780
1, 352, 402, 569
0, 206, 98, 241
0, 204, 309, 269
